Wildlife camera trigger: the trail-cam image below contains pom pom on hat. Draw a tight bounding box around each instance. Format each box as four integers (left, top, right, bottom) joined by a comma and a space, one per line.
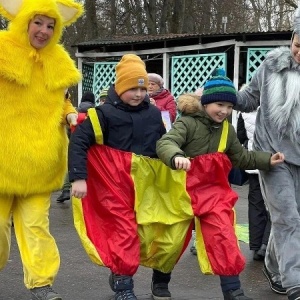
115, 54, 148, 96
148, 73, 164, 87
201, 68, 237, 106
212, 68, 226, 76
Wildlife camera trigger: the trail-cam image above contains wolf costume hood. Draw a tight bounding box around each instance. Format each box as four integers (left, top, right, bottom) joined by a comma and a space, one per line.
264, 47, 300, 143
236, 45, 300, 166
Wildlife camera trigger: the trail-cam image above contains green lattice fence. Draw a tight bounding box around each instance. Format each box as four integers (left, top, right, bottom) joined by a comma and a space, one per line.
82, 63, 94, 93
171, 53, 226, 99
93, 62, 117, 99
82, 62, 117, 100
246, 48, 273, 83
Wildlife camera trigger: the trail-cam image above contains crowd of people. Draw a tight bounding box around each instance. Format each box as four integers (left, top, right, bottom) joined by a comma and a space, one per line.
2, 1, 300, 300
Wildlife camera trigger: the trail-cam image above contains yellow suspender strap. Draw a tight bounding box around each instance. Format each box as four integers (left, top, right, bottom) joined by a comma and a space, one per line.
87, 108, 103, 145
217, 119, 228, 153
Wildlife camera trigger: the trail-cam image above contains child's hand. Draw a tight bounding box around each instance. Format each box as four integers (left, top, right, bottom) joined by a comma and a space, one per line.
149, 98, 156, 106
270, 152, 285, 166
67, 113, 78, 126
71, 179, 87, 198
174, 156, 191, 171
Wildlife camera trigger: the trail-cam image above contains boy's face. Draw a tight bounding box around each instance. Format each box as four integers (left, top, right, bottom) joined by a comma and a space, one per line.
291, 33, 300, 64
203, 101, 233, 123
120, 88, 147, 106
28, 15, 55, 49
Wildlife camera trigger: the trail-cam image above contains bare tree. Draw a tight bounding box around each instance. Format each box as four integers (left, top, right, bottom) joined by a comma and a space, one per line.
84, 0, 99, 40
169, 0, 186, 33
285, 0, 297, 8
144, 0, 157, 34
110, 0, 117, 35
159, 0, 171, 33
58, 0, 298, 52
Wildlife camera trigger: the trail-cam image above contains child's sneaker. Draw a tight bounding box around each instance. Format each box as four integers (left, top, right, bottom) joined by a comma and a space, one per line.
151, 282, 171, 300
223, 288, 253, 300
115, 289, 137, 300
109, 272, 117, 292
109, 274, 137, 300
30, 285, 62, 300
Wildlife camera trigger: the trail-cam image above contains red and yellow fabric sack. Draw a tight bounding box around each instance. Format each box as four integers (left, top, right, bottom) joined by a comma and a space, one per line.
72, 109, 245, 276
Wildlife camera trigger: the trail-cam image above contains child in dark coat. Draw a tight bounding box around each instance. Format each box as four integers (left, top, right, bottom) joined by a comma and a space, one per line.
68, 54, 167, 300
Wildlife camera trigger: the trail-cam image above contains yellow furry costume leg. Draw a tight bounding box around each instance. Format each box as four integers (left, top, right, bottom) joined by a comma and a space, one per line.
12, 193, 60, 289
0, 195, 13, 270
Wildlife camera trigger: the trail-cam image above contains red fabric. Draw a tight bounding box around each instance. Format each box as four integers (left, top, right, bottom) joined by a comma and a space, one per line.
152, 89, 177, 122
187, 153, 246, 275
71, 112, 87, 132
82, 145, 139, 275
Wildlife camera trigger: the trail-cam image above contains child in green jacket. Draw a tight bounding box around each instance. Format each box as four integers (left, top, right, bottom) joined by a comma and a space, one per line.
156, 69, 284, 300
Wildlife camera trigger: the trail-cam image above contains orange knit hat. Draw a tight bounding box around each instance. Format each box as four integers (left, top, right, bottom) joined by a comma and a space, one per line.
115, 54, 148, 96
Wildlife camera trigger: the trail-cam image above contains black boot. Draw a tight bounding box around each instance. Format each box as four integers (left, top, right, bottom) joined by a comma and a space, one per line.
253, 244, 266, 261
288, 287, 300, 300
56, 190, 70, 203
262, 263, 286, 294
151, 270, 171, 300
223, 288, 253, 300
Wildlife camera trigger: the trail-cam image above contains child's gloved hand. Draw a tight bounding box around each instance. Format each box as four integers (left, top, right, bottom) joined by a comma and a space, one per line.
71, 179, 87, 199
174, 156, 191, 171
67, 113, 78, 126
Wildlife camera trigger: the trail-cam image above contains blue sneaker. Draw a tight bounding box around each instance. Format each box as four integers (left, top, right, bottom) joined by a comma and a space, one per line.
115, 289, 137, 300
109, 274, 137, 300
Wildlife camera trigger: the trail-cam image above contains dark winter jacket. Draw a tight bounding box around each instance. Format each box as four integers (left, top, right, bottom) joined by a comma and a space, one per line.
69, 85, 166, 182
236, 113, 248, 147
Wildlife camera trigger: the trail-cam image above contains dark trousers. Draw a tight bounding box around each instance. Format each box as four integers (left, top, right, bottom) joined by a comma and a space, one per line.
220, 275, 240, 292
248, 173, 271, 250
62, 173, 71, 191
152, 269, 171, 284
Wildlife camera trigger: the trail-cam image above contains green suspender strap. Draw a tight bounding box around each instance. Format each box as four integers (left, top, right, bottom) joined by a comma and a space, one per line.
217, 119, 229, 153
87, 108, 103, 145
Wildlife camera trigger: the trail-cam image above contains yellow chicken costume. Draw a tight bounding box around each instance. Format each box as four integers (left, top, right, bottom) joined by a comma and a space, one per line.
0, 0, 83, 295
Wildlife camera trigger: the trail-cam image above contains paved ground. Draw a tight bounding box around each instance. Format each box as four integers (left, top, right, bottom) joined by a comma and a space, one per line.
0, 184, 287, 300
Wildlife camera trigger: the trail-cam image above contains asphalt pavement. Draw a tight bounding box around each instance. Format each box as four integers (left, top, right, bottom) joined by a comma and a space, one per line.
0, 184, 287, 300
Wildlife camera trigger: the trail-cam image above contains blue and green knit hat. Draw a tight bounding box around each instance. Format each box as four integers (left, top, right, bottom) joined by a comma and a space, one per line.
201, 69, 237, 105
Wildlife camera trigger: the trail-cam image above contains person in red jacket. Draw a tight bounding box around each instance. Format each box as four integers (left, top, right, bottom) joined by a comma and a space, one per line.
148, 73, 177, 122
